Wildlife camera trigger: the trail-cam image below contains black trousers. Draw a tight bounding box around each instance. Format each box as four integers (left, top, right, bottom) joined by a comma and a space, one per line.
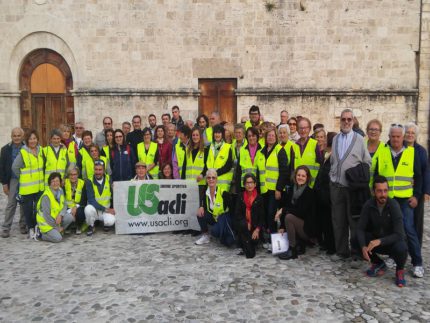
414, 195, 424, 246
353, 233, 408, 270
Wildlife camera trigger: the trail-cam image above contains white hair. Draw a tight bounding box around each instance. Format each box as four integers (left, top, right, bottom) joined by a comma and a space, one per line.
389, 123, 405, 136
405, 122, 419, 136
340, 108, 354, 118
278, 124, 290, 134
206, 168, 218, 178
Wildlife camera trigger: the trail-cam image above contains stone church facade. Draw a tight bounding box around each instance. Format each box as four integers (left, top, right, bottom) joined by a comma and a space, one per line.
0, 0, 429, 147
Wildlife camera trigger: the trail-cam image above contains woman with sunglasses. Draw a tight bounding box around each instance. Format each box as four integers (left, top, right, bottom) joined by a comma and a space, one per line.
110, 129, 136, 181
137, 127, 159, 179
287, 117, 300, 142
195, 169, 234, 246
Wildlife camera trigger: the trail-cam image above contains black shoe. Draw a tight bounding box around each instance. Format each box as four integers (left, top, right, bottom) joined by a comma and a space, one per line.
103, 226, 110, 232
296, 243, 306, 255
326, 249, 336, 255
278, 247, 298, 260
87, 226, 94, 236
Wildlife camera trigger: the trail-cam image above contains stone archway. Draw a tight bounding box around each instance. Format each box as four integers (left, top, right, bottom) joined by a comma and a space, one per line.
19, 48, 74, 145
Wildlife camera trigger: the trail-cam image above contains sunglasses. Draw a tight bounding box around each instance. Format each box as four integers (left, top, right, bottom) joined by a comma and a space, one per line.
391, 123, 404, 128
207, 176, 217, 180
341, 118, 353, 122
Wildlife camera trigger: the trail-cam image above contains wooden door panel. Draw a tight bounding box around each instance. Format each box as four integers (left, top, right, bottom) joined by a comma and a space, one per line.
33, 96, 47, 145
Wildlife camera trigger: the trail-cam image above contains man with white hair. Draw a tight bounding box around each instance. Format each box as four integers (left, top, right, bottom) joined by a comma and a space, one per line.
1, 127, 26, 237
330, 108, 371, 260
374, 123, 424, 278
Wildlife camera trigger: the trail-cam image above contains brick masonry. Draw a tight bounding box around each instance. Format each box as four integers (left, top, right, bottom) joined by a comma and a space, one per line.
0, 0, 428, 147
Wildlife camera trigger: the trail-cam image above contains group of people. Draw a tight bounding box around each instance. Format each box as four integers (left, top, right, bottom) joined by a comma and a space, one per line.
1, 105, 428, 287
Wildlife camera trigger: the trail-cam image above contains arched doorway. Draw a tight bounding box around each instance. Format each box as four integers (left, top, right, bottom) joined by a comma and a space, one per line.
20, 49, 74, 145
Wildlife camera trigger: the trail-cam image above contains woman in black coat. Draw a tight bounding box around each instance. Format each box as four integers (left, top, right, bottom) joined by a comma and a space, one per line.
275, 165, 317, 260
235, 173, 265, 258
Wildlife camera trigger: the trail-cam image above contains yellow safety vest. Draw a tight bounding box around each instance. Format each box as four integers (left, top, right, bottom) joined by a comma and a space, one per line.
64, 178, 85, 208
18, 148, 44, 195
207, 142, 233, 191
377, 145, 414, 198
245, 120, 262, 131
36, 188, 65, 233
79, 147, 92, 179
280, 140, 294, 165
102, 146, 110, 164
204, 127, 212, 146
206, 189, 228, 220
89, 175, 112, 208
239, 144, 265, 190
43, 145, 68, 185
293, 138, 320, 188
83, 156, 108, 180
67, 141, 77, 166
137, 142, 159, 179
261, 144, 283, 191
174, 140, 186, 178
185, 149, 206, 185
367, 140, 385, 189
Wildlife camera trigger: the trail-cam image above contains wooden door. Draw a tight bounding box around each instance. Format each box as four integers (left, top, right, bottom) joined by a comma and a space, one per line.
199, 79, 237, 124
20, 49, 74, 146
32, 95, 65, 145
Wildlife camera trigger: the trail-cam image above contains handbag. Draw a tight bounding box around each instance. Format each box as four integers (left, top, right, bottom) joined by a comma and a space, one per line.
270, 233, 289, 255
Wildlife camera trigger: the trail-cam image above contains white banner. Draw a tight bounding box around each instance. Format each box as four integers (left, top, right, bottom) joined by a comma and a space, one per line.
113, 180, 201, 234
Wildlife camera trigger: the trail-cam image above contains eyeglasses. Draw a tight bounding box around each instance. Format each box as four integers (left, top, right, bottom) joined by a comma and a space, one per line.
391, 123, 404, 128
245, 181, 255, 185
207, 176, 217, 180
368, 128, 381, 132
103, 122, 112, 125
298, 127, 309, 130
341, 118, 353, 122
288, 122, 296, 126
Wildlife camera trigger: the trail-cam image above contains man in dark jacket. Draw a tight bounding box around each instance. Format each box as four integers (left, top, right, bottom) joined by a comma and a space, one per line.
355, 175, 408, 287
1, 127, 26, 237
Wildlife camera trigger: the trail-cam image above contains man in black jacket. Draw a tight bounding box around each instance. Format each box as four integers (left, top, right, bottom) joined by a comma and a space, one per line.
1, 127, 26, 237
355, 175, 408, 287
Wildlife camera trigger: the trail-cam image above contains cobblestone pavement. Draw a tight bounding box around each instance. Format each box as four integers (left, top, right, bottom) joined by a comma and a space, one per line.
0, 193, 429, 322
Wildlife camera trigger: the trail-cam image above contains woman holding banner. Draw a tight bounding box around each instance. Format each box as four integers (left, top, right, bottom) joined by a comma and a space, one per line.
195, 169, 234, 246
137, 127, 159, 179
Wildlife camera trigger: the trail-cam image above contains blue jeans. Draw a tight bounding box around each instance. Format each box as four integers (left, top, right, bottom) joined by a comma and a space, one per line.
397, 198, 423, 266
197, 211, 235, 246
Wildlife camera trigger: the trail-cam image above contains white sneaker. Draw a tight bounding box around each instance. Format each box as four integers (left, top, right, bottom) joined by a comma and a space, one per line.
28, 228, 35, 240
262, 242, 270, 249
195, 234, 210, 245
33, 225, 40, 241
413, 266, 424, 278
75, 227, 82, 235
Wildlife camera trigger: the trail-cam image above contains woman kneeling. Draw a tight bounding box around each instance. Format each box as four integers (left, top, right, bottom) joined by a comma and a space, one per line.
275, 166, 317, 260
195, 168, 235, 246
36, 172, 74, 242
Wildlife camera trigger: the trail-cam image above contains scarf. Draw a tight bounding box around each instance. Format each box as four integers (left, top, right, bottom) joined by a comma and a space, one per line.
243, 189, 257, 225
213, 140, 223, 159
292, 184, 306, 205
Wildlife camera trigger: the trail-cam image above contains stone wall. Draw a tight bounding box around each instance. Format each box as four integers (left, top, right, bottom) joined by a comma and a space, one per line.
0, 0, 426, 147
